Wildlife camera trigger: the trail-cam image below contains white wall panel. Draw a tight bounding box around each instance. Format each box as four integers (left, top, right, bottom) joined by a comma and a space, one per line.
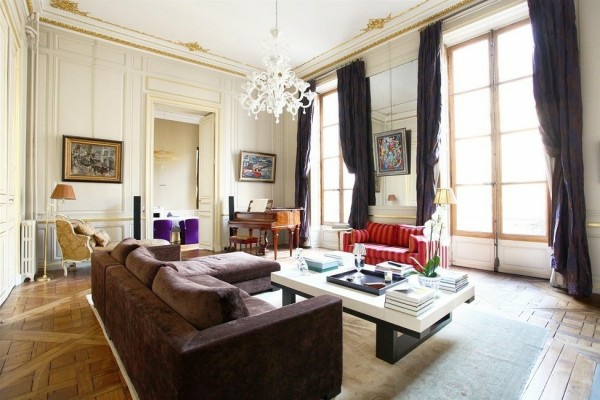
93, 68, 125, 139
147, 77, 221, 103
56, 36, 94, 57
452, 237, 495, 270
57, 59, 92, 134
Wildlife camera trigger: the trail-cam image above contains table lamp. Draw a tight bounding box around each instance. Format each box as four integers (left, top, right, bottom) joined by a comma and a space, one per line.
37, 184, 76, 282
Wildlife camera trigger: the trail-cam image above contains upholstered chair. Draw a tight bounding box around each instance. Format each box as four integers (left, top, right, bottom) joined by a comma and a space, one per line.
178, 218, 199, 244
153, 219, 173, 242
55, 215, 94, 276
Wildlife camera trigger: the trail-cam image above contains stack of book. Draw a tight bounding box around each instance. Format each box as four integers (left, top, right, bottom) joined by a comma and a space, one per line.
384, 286, 436, 316
375, 261, 415, 277
324, 251, 355, 268
439, 270, 469, 292
304, 256, 339, 272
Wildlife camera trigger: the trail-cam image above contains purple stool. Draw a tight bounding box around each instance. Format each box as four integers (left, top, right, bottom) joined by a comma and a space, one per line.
179, 218, 199, 244
153, 219, 173, 242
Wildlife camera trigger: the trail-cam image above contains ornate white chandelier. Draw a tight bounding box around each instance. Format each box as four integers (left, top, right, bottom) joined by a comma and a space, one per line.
239, 2, 316, 124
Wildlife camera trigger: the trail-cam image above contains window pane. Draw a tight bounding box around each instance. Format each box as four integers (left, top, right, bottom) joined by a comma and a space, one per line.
322, 158, 339, 189
322, 92, 339, 126
322, 126, 339, 158
451, 39, 489, 92
498, 78, 539, 132
455, 185, 493, 232
455, 137, 492, 184
497, 24, 534, 82
502, 183, 547, 236
453, 89, 491, 138
323, 190, 340, 223
501, 131, 546, 182
343, 165, 355, 190
343, 189, 353, 223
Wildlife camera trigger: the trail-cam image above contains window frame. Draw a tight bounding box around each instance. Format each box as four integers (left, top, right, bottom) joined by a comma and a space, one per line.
448, 19, 549, 243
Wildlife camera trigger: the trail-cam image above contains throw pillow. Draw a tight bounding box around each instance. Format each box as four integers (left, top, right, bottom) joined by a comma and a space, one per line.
111, 238, 140, 264
398, 224, 425, 248
74, 220, 96, 236
152, 268, 249, 331
125, 246, 172, 287
93, 230, 111, 247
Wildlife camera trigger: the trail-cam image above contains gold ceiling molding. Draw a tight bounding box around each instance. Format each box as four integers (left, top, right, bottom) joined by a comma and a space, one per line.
178, 41, 209, 53
362, 13, 393, 32
39, 18, 245, 77
48, 0, 215, 55
302, 0, 479, 80
51, 0, 88, 16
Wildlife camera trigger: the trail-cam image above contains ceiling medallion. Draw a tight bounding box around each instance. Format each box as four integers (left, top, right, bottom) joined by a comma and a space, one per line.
238, 1, 316, 123
50, 0, 89, 17
178, 42, 209, 53
362, 13, 392, 32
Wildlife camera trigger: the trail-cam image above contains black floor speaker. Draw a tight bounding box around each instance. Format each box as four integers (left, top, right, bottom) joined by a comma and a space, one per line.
133, 196, 141, 239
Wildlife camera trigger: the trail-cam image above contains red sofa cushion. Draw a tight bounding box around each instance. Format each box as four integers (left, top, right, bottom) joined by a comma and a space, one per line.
366, 222, 399, 246
398, 224, 425, 247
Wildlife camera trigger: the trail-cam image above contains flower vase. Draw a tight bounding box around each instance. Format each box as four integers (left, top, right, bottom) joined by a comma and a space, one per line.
418, 275, 441, 297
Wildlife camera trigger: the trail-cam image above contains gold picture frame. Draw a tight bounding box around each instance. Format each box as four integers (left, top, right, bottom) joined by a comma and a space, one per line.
239, 151, 276, 183
63, 136, 123, 183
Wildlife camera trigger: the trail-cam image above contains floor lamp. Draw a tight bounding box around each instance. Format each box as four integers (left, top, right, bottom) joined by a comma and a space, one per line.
37, 183, 76, 282
433, 188, 457, 268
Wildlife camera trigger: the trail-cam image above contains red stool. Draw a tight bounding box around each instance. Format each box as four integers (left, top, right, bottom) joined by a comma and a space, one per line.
229, 235, 259, 254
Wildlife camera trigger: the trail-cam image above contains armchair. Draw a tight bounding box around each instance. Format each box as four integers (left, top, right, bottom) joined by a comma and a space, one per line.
55, 214, 93, 276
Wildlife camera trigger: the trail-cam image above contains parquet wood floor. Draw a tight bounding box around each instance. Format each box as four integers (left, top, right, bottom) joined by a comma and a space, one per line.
1, 248, 599, 399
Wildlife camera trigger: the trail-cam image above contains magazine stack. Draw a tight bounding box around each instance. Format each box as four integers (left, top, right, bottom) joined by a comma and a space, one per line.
384, 286, 436, 316
375, 261, 414, 277
439, 270, 469, 292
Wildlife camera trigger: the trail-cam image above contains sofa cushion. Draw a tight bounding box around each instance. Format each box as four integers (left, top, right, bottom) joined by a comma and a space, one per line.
125, 246, 171, 287
111, 238, 141, 264
74, 220, 96, 236
94, 230, 111, 247
408, 234, 421, 253
398, 224, 425, 247
366, 222, 398, 246
152, 268, 249, 330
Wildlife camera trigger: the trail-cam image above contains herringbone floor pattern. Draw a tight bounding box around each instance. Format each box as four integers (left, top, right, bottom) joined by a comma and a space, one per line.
1, 248, 599, 399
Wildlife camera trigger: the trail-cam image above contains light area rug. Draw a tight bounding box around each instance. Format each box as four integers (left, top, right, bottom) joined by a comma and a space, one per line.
255, 290, 549, 400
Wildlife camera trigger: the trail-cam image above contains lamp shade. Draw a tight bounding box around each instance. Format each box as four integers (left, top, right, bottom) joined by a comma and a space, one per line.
433, 188, 457, 205
387, 194, 397, 202
50, 184, 76, 200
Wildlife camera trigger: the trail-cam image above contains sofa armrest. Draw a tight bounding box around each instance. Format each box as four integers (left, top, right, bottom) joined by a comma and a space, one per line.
180, 295, 343, 399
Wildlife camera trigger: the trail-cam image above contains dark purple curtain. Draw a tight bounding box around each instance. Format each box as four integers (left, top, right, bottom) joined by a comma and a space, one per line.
295, 80, 316, 247
416, 22, 443, 226
528, 0, 592, 296
337, 60, 375, 229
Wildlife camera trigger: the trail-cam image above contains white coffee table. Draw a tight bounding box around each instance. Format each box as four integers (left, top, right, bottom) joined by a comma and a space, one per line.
271, 267, 475, 364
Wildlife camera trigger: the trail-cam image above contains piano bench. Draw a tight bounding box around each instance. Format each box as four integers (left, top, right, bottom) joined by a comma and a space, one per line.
229, 235, 259, 254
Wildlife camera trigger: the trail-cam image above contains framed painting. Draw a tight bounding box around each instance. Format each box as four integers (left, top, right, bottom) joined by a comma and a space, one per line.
239, 151, 276, 183
373, 128, 411, 176
63, 136, 123, 183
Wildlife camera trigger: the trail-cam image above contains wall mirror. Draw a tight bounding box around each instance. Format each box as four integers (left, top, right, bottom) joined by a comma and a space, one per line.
369, 59, 418, 206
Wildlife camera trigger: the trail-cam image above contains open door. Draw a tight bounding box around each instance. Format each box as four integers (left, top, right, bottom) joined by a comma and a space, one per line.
197, 114, 215, 249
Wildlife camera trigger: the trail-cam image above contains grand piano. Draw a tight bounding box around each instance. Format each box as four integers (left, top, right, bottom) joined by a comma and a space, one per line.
228, 202, 301, 260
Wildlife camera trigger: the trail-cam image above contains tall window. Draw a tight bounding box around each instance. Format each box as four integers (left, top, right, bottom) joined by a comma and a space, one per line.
448, 20, 548, 241
320, 90, 354, 225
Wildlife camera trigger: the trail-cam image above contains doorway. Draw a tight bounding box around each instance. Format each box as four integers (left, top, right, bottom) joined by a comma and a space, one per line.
145, 95, 218, 250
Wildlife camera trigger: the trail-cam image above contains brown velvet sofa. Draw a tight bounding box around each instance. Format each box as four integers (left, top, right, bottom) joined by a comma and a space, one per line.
91, 239, 343, 400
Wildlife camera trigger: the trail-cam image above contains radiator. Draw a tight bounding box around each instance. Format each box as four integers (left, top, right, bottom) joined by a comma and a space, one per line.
20, 220, 37, 279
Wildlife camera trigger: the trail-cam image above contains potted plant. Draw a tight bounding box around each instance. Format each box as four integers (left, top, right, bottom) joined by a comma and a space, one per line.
408, 208, 450, 291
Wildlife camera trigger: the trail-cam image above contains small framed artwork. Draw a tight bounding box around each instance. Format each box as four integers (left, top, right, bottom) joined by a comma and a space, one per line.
373, 128, 411, 176
63, 135, 123, 183
239, 151, 276, 183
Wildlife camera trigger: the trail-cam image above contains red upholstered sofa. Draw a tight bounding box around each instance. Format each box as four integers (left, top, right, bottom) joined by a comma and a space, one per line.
342, 222, 430, 268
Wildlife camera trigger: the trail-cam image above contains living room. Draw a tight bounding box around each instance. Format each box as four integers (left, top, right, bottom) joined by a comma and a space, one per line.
1, 0, 600, 398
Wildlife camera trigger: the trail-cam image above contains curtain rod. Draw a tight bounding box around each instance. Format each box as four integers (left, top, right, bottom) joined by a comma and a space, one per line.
310, 58, 364, 83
